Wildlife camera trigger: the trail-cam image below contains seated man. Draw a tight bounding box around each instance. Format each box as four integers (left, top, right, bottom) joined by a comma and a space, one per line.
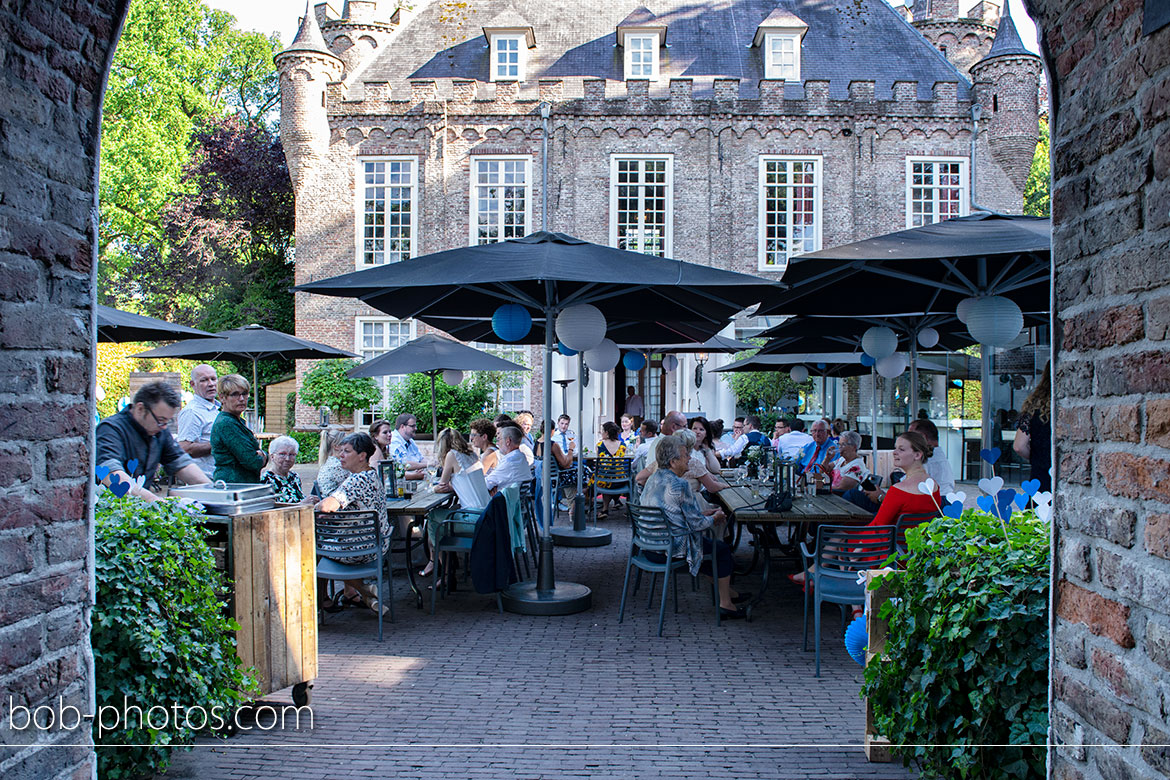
96, 382, 211, 502
485, 425, 532, 493
389, 412, 428, 480
725, 415, 770, 466
797, 419, 837, 489
776, 417, 814, 459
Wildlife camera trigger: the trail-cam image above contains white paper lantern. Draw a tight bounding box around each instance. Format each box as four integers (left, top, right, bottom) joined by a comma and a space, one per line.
662, 354, 679, 372
967, 295, 1024, 346
789, 365, 810, 383
441, 369, 463, 385
584, 338, 620, 372
554, 304, 607, 352
956, 296, 979, 324
917, 327, 940, 349
861, 326, 898, 360
875, 352, 907, 379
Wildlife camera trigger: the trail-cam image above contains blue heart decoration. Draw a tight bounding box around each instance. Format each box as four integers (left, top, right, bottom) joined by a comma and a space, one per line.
979, 447, 1001, 465
1021, 479, 1041, 497
1013, 492, 1030, 510
996, 489, 1018, 519
108, 473, 130, 497
976, 495, 996, 514
942, 500, 964, 519
95, 465, 110, 482
126, 458, 140, 474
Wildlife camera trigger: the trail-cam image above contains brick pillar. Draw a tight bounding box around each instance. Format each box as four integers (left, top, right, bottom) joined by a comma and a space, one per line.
451, 79, 476, 104
758, 79, 785, 112
669, 78, 693, 112
538, 78, 563, 104
583, 78, 606, 112
626, 78, 649, 111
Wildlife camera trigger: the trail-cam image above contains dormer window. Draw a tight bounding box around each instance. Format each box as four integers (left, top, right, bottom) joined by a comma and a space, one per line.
624, 33, 659, 79
753, 8, 808, 82
483, 12, 536, 82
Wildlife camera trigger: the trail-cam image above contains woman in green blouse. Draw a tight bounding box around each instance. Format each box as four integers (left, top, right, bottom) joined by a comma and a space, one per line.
211, 374, 268, 483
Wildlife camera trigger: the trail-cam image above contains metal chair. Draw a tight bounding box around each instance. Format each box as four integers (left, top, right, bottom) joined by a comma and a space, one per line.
619, 503, 721, 636
894, 511, 938, 555
593, 456, 633, 519
800, 523, 896, 676
518, 479, 540, 573
314, 509, 392, 641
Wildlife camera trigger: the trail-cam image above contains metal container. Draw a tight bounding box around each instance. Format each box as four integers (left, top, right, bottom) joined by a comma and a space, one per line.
170, 481, 275, 515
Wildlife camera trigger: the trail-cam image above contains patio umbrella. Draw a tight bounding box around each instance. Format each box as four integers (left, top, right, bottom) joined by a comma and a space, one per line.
420, 315, 717, 346
346, 333, 528, 437
616, 333, 754, 353
133, 324, 359, 421
96, 304, 223, 343
297, 230, 777, 615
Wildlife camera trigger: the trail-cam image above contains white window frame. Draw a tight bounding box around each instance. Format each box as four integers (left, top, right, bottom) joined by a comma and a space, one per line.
472, 342, 531, 413
623, 32, 660, 80
609, 154, 674, 258
468, 155, 533, 245
764, 32, 801, 81
354, 316, 416, 427
757, 155, 822, 273
490, 34, 525, 81
905, 156, 969, 228
355, 156, 419, 270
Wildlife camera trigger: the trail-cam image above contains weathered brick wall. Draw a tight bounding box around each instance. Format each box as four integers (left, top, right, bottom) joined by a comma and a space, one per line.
1026, 0, 1170, 775
0, 1, 128, 778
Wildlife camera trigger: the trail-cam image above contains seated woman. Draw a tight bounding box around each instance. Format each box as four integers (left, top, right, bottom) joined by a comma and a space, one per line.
618, 413, 639, 451
368, 418, 393, 468
262, 435, 311, 503
211, 373, 267, 483
827, 430, 870, 494
313, 432, 390, 615
689, 417, 723, 475
640, 436, 746, 618
594, 421, 628, 519
514, 411, 537, 464
315, 427, 349, 497
468, 417, 500, 475
421, 427, 480, 577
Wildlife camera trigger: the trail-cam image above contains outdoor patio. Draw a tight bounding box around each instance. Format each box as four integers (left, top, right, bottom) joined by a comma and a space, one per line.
166, 515, 914, 779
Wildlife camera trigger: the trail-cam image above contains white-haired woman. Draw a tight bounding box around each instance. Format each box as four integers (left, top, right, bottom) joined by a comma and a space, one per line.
828, 430, 870, 493
262, 435, 310, 503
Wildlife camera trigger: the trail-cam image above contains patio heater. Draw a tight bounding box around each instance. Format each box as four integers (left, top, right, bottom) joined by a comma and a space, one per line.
552, 354, 612, 547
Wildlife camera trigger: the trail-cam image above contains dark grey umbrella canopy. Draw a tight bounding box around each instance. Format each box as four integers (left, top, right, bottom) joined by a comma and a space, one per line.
420, 315, 718, 347
758, 213, 1050, 316
296, 231, 776, 328
712, 351, 952, 377
133, 324, 358, 362
96, 305, 222, 343
347, 333, 528, 378
617, 333, 754, 353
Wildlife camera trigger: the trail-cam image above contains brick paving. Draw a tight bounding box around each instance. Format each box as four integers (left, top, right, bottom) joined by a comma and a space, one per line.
166, 510, 915, 779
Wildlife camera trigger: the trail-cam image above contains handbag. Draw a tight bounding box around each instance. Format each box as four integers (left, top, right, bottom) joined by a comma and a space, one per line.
765, 490, 794, 513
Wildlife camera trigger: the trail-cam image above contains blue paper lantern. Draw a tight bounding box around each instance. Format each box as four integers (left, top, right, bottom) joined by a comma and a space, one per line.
622, 351, 646, 371
844, 613, 867, 666
492, 304, 532, 342
817, 362, 826, 370
557, 341, 577, 356
859, 352, 876, 367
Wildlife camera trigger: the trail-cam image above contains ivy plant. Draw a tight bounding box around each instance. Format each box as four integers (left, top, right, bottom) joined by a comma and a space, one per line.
862, 509, 1050, 779
386, 372, 494, 435
93, 492, 257, 778
298, 359, 382, 416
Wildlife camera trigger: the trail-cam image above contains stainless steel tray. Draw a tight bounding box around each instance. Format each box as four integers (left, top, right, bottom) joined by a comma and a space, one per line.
197, 495, 276, 516
170, 482, 274, 503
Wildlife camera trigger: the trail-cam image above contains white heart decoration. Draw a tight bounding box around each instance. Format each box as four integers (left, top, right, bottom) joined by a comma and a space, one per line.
946, 491, 967, 505
1033, 491, 1053, 506
855, 571, 869, 586
133, 474, 146, 489
978, 476, 1005, 496
1035, 503, 1052, 522
917, 478, 936, 495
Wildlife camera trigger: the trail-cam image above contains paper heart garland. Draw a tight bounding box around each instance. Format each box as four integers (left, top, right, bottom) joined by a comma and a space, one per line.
917, 478, 936, 495
1035, 503, 1053, 522
126, 459, 140, 474
1033, 491, 1053, 506
108, 473, 130, 497
95, 465, 110, 482
978, 476, 1005, 496
1021, 479, 1041, 497
979, 447, 1001, 465
1013, 492, 1030, 510
996, 489, 1019, 519
976, 495, 995, 514
942, 500, 964, 519
945, 491, 967, 506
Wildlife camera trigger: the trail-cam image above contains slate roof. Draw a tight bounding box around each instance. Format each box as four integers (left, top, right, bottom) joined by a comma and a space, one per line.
283, 0, 335, 56
357, 0, 972, 101
977, 0, 1036, 63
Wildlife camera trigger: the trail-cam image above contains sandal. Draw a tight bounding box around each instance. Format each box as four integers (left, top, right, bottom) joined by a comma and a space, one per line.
418, 562, 435, 578
322, 592, 347, 613
597, 510, 609, 519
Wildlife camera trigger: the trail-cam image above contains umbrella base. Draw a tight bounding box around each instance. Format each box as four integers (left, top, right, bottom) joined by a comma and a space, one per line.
500, 580, 592, 616
550, 527, 613, 547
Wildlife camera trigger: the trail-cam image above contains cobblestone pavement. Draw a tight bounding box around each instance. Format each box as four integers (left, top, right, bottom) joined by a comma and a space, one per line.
166, 511, 915, 779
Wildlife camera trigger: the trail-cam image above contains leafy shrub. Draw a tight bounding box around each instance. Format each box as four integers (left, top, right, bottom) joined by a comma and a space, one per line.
298, 359, 381, 416
288, 430, 321, 463
862, 509, 1049, 779
93, 493, 257, 778
386, 372, 494, 435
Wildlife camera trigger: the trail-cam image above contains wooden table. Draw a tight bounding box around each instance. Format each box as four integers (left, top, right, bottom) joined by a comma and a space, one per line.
714, 486, 872, 615
387, 490, 454, 607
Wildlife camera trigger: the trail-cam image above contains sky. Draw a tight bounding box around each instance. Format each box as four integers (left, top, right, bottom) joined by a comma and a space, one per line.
205, 0, 1042, 53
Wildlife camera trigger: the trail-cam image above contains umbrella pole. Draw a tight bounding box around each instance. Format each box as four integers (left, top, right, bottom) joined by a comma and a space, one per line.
430, 372, 439, 439
501, 307, 592, 615
871, 367, 879, 450
553, 355, 611, 546
981, 342, 992, 480
909, 338, 919, 420
252, 359, 259, 431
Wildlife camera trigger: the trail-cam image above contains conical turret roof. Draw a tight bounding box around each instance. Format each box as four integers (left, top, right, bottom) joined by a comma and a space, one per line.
976, 0, 1037, 64
280, 1, 337, 57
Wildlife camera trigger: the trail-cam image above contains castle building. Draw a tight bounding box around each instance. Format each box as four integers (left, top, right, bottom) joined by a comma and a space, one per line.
276, 0, 1041, 437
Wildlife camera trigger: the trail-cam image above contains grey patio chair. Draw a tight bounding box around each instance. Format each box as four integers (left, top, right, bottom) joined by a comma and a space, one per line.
619, 503, 721, 636
315, 509, 393, 641
894, 511, 938, 555
593, 455, 633, 519
799, 523, 896, 676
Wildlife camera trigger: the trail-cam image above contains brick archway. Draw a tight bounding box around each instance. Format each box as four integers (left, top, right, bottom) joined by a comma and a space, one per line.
2, 2, 1168, 777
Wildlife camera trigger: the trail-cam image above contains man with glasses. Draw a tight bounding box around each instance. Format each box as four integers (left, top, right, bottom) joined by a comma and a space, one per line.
96, 382, 211, 502
176, 364, 219, 478
389, 412, 428, 480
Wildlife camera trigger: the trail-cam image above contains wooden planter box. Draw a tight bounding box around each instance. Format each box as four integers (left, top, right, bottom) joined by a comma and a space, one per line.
864, 568, 895, 763
204, 505, 318, 705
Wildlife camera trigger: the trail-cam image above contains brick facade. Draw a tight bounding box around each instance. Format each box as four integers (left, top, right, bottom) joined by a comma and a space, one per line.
0, 1, 129, 777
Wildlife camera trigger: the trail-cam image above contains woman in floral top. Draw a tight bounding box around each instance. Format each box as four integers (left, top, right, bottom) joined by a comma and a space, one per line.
314, 432, 390, 615
261, 436, 307, 502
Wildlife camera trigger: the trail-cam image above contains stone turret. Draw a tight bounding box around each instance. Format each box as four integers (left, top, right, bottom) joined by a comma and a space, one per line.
318, 0, 399, 78
275, 2, 343, 191
970, 0, 1042, 190
910, 0, 1000, 78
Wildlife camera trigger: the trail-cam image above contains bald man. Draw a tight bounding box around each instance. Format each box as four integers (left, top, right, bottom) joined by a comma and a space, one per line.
176, 363, 219, 478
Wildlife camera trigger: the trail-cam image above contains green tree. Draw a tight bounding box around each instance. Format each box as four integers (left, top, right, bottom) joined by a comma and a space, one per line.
1023, 118, 1050, 217
386, 373, 495, 435
718, 341, 811, 427
299, 360, 383, 416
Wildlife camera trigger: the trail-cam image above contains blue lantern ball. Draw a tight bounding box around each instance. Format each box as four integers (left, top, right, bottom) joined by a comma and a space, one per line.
859, 352, 876, 367
817, 362, 826, 370
557, 341, 577, 356
622, 351, 647, 372
844, 613, 867, 666
492, 304, 532, 342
